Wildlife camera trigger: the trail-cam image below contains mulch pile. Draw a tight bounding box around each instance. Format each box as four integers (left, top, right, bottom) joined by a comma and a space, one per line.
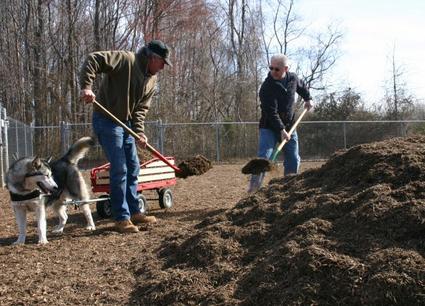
135, 135, 425, 305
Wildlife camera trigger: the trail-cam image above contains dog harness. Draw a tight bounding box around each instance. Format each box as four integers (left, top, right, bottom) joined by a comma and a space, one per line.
9, 190, 41, 201
9, 171, 52, 201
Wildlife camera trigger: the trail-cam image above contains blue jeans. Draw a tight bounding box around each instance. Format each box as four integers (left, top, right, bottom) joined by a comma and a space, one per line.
92, 112, 141, 221
249, 128, 300, 192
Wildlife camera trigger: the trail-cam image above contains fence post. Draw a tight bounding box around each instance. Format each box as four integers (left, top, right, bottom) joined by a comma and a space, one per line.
400, 121, 406, 137
30, 122, 34, 156
60, 121, 70, 154
0, 106, 4, 187
215, 122, 221, 162
60, 121, 64, 154
23, 121, 28, 156
158, 119, 164, 154
15, 119, 19, 158
343, 122, 347, 149
3, 108, 9, 184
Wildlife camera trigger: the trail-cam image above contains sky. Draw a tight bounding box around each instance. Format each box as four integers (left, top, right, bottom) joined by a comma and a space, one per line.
295, 0, 425, 106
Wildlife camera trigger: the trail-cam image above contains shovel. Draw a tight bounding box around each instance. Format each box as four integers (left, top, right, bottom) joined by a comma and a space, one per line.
242, 108, 308, 175
92, 100, 211, 178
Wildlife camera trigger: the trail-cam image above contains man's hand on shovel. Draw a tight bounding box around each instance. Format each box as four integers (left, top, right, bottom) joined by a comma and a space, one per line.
137, 133, 148, 148
80, 88, 96, 104
281, 129, 290, 142
305, 99, 313, 111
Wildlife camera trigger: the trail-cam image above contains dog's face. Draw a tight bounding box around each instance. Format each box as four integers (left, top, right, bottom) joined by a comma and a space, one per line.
24, 157, 58, 193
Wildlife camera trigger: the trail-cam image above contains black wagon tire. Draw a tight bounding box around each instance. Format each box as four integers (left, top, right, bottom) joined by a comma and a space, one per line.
159, 188, 173, 209
96, 195, 112, 219
138, 193, 148, 214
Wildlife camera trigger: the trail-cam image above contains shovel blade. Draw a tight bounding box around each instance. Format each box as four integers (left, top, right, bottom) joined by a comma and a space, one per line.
241, 158, 275, 175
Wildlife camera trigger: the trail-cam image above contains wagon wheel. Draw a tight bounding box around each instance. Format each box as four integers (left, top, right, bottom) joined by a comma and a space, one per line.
138, 193, 148, 214
96, 194, 112, 219
159, 188, 173, 209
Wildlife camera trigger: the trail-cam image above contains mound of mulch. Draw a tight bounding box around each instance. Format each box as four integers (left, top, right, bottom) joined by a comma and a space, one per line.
134, 135, 425, 305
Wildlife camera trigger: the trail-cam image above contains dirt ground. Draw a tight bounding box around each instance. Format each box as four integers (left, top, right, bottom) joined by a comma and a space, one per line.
0, 158, 318, 305
0, 135, 424, 305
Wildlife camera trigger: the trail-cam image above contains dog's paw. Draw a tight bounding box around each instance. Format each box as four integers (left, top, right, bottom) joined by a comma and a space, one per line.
85, 225, 96, 231
13, 240, 25, 245
38, 239, 49, 245
52, 226, 64, 234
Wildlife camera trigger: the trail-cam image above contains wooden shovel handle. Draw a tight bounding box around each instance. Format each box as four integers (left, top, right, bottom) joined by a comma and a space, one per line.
271, 108, 308, 161
92, 100, 181, 172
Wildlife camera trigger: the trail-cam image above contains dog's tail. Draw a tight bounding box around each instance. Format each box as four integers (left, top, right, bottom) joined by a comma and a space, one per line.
63, 136, 95, 165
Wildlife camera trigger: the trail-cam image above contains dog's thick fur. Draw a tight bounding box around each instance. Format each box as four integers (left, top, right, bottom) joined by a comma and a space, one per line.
6, 137, 96, 244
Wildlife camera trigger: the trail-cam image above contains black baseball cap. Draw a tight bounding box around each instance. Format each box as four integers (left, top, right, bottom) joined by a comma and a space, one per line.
147, 40, 172, 66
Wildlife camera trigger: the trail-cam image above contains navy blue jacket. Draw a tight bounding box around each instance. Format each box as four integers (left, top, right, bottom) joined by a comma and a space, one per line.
259, 72, 312, 132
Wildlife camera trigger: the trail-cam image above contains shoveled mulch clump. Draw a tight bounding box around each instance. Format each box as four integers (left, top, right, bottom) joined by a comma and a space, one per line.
135, 135, 425, 305
241, 157, 276, 174
176, 154, 213, 178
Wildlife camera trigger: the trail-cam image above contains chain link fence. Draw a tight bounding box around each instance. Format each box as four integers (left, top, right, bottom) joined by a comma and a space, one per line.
1, 104, 424, 186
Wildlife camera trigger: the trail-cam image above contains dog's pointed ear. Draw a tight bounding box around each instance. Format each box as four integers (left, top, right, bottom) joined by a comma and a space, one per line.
32, 156, 42, 169
46, 156, 53, 163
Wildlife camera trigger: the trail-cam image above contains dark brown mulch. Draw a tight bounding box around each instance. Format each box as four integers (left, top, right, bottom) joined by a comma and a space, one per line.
176, 154, 213, 178
136, 135, 425, 305
241, 157, 276, 175
1, 162, 293, 305
1, 135, 425, 305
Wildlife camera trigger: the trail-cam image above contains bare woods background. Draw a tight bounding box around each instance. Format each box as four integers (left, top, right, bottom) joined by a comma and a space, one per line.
0, 0, 345, 149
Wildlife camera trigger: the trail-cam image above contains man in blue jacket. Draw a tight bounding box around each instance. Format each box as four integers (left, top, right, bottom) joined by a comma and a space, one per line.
249, 54, 313, 193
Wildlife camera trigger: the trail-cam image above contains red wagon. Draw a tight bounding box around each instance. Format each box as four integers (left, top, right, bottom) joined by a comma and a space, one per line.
90, 157, 177, 218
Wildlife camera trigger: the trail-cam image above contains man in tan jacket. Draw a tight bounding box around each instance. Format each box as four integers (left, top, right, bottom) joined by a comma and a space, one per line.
79, 40, 172, 233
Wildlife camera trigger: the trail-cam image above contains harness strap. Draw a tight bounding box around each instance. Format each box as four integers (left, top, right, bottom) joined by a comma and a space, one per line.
9, 190, 41, 201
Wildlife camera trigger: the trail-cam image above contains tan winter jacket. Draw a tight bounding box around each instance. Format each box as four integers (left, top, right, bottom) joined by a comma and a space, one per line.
79, 48, 157, 134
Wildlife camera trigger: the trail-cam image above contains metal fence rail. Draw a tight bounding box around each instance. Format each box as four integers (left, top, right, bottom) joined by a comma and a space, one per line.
1, 103, 424, 186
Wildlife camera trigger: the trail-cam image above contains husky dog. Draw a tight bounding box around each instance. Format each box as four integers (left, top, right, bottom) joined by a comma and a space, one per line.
6, 157, 58, 244
6, 136, 96, 244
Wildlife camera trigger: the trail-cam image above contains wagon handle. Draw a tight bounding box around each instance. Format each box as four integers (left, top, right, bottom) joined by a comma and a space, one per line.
92, 100, 182, 173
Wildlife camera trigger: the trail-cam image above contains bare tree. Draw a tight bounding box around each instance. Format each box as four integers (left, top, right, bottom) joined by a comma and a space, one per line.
384, 45, 414, 120
298, 25, 343, 91
259, 0, 342, 94
273, 0, 305, 56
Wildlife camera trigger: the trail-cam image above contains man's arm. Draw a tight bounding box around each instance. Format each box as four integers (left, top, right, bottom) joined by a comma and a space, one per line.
79, 51, 126, 103
295, 75, 313, 110
132, 77, 157, 135
131, 77, 157, 147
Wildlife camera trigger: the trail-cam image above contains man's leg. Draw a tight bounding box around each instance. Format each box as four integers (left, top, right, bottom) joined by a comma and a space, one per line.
249, 128, 279, 192
283, 131, 300, 175
123, 131, 141, 215
93, 113, 130, 221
